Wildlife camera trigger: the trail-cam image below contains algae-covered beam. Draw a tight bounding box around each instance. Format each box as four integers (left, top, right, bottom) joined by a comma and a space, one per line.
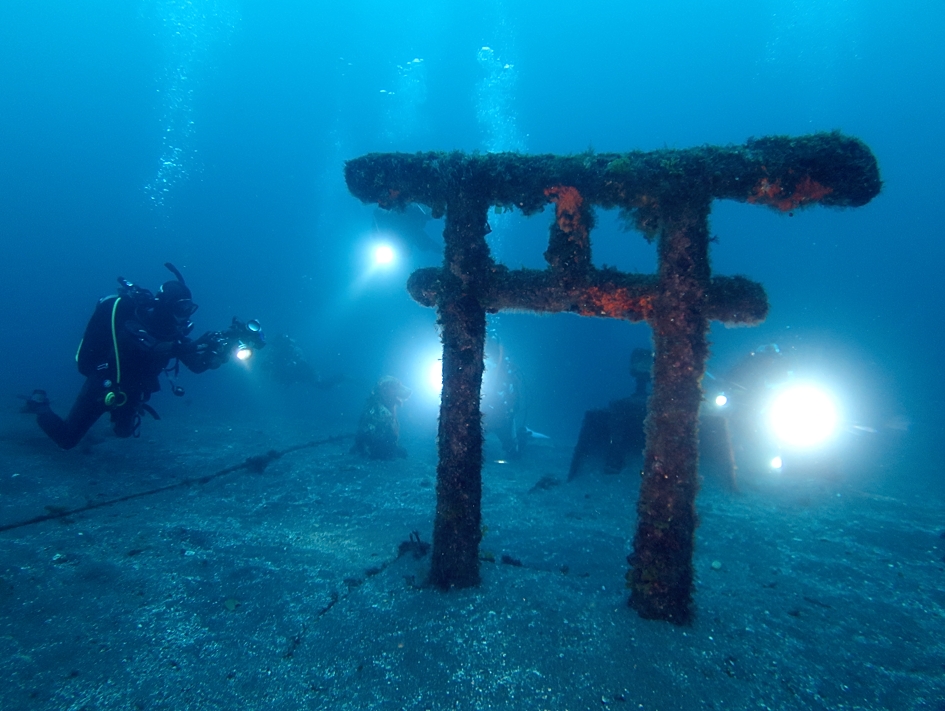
344, 132, 880, 224
428, 196, 491, 589
408, 267, 767, 325
628, 200, 712, 624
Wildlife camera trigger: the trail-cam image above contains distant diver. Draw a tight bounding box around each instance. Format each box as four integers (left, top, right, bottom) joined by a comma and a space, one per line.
22, 263, 265, 449
351, 376, 411, 459
481, 335, 534, 459
699, 343, 792, 490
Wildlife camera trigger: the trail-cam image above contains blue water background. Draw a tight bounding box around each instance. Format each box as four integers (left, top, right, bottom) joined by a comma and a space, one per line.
0, 0, 942, 490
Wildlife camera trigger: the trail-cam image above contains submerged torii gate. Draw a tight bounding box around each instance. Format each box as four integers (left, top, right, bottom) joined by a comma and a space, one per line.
345, 133, 880, 624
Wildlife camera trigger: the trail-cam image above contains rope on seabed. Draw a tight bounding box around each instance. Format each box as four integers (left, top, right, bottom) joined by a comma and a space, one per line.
0, 433, 355, 534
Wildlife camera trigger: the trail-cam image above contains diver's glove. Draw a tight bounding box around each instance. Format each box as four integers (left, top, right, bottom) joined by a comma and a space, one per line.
178, 331, 230, 371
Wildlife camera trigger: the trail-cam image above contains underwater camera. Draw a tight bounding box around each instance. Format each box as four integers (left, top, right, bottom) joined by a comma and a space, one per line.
227, 318, 266, 361
202, 318, 266, 364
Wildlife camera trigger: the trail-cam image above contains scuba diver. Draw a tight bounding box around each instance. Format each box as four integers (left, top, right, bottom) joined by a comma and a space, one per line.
481, 336, 532, 459
708, 344, 792, 439
569, 347, 652, 479
22, 263, 265, 450
700, 343, 794, 488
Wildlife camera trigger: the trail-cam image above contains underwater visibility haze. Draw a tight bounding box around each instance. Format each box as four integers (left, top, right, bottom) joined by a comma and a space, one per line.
0, 1, 943, 709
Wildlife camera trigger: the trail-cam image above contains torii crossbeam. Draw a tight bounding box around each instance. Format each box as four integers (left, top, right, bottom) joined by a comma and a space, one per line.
345, 133, 880, 623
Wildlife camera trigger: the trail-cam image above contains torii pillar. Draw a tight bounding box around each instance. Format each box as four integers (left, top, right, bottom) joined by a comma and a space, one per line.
345, 133, 881, 623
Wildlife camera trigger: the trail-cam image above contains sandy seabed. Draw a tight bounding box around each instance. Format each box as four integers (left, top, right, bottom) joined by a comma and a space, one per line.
0, 408, 942, 711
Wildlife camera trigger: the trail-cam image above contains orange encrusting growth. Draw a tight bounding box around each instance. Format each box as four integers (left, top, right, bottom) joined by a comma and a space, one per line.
747, 175, 833, 212
544, 185, 585, 232
378, 188, 401, 209
581, 287, 653, 319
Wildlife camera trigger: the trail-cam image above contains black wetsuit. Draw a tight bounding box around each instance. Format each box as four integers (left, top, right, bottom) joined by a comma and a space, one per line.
37, 294, 218, 449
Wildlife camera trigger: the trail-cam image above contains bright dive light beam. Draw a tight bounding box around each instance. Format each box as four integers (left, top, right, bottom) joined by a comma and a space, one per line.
374, 243, 395, 266
770, 385, 837, 447
427, 358, 443, 396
